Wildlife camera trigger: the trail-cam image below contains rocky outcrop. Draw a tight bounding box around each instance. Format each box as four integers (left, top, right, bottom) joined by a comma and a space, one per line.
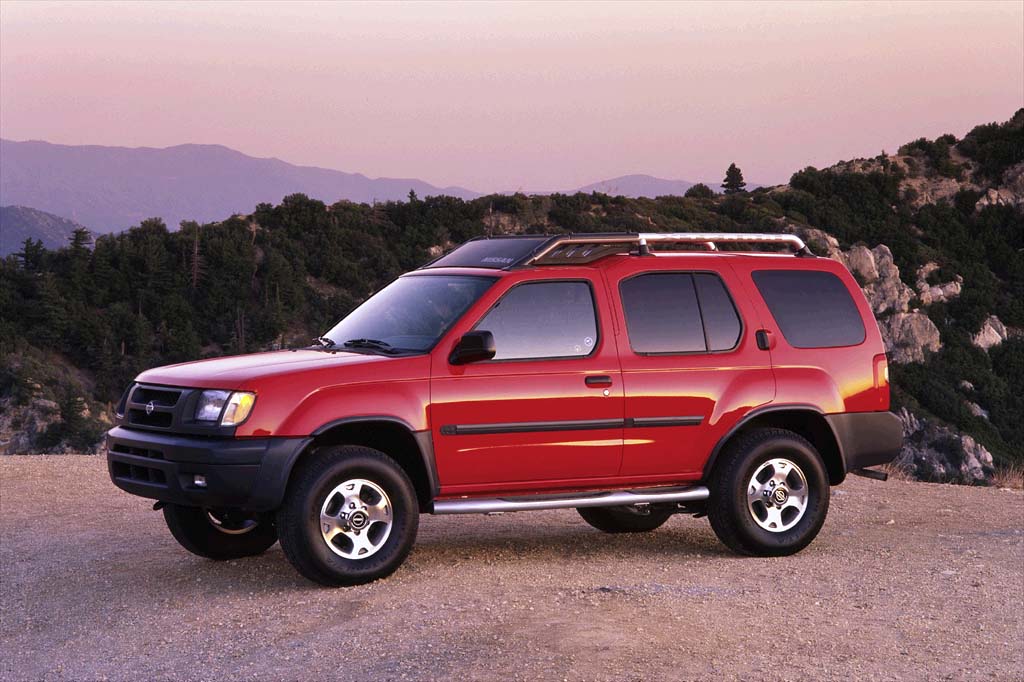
974, 162, 1024, 210
879, 313, 943, 364
915, 262, 962, 305
972, 315, 1009, 350
895, 408, 994, 484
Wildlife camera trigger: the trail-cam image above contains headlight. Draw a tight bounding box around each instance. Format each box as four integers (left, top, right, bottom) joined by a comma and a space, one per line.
221, 392, 256, 426
194, 390, 256, 426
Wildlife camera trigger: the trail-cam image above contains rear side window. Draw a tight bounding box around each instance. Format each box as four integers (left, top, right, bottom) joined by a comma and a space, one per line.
475, 281, 598, 360
753, 270, 866, 348
619, 273, 742, 354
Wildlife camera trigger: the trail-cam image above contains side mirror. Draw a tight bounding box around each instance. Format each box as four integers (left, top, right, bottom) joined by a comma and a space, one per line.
449, 330, 496, 365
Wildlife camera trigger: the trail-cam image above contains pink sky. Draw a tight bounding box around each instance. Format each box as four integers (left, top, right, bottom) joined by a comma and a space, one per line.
1, 1, 1021, 190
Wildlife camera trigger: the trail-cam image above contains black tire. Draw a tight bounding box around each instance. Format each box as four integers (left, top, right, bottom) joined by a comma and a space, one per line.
276, 445, 419, 587
163, 505, 278, 560
577, 505, 674, 533
707, 428, 829, 557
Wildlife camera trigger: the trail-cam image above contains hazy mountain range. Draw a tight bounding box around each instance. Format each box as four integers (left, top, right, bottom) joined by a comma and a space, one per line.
0, 205, 89, 256
0, 139, 745, 237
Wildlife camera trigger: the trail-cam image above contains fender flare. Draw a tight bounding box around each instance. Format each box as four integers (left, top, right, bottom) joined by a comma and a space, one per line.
310, 415, 440, 498
701, 403, 845, 482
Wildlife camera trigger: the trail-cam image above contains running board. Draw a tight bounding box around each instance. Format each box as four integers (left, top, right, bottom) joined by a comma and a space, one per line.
431, 485, 709, 515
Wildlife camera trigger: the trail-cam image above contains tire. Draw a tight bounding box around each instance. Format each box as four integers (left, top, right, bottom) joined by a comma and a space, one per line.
163, 505, 278, 560
577, 505, 674, 533
707, 428, 830, 557
276, 445, 419, 586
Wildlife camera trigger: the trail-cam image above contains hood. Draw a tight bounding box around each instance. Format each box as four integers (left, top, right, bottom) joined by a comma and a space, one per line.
135, 349, 395, 389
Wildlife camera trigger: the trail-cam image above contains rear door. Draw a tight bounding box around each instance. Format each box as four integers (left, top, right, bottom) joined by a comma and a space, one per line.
607, 256, 775, 479
430, 271, 625, 496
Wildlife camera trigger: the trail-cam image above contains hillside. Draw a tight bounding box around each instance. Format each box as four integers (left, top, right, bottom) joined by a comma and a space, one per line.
0, 205, 89, 256
0, 110, 1021, 483
574, 174, 763, 197
0, 139, 482, 233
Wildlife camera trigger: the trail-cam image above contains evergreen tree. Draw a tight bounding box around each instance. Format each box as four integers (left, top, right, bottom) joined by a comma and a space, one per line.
722, 163, 747, 194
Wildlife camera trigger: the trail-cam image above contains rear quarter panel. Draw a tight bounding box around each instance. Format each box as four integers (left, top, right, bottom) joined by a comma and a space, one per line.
725, 255, 888, 414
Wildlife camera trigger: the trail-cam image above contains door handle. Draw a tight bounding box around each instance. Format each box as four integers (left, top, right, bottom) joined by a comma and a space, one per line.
585, 375, 613, 387
755, 329, 772, 351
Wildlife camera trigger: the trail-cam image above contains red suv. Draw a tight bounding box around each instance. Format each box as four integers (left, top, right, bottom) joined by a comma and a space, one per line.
107, 232, 902, 586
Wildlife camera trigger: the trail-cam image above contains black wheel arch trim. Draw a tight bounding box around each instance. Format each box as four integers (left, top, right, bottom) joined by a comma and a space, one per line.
702, 404, 828, 479
702, 404, 902, 485
308, 415, 440, 499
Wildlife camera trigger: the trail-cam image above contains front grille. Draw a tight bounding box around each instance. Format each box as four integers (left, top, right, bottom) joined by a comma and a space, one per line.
131, 386, 181, 408
127, 409, 174, 428
125, 384, 186, 430
111, 461, 167, 486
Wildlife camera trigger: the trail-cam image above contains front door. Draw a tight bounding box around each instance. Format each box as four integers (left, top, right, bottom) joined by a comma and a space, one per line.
430, 275, 624, 496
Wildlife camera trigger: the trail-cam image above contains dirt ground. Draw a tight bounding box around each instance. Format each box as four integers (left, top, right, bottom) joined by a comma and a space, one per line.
1, 456, 1022, 681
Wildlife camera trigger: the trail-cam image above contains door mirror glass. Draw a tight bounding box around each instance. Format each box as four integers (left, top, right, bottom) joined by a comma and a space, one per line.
449, 330, 496, 365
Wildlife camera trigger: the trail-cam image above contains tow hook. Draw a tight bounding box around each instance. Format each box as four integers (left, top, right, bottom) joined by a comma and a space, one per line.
851, 468, 888, 482
153, 501, 167, 511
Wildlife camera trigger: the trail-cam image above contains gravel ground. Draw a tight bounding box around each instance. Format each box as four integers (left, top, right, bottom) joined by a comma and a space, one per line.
1, 456, 1022, 682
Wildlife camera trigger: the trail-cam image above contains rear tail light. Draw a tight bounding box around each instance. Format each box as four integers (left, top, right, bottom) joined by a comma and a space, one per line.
873, 353, 890, 409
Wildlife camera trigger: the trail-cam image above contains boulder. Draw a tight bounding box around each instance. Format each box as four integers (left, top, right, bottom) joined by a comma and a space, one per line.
915, 262, 962, 305
972, 315, 1008, 350
894, 408, 994, 484
879, 313, 942, 364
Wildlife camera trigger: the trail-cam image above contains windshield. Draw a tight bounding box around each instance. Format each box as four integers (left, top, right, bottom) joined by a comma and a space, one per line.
322, 274, 496, 352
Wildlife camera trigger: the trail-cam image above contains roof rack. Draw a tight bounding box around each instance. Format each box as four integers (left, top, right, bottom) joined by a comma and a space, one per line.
523, 232, 811, 265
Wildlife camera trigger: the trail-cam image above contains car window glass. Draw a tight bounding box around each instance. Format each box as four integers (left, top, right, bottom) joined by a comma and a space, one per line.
694, 273, 742, 351
620, 273, 705, 353
753, 270, 866, 348
475, 281, 598, 360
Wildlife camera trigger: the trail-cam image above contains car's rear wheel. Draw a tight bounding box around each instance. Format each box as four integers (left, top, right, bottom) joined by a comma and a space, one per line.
577, 505, 673, 533
276, 445, 419, 586
163, 505, 278, 560
707, 428, 829, 556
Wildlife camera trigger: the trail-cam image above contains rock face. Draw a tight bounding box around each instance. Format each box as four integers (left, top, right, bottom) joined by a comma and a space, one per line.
975, 162, 1024, 210
895, 408, 994, 484
915, 262, 962, 305
879, 313, 943, 364
972, 315, 1009, 350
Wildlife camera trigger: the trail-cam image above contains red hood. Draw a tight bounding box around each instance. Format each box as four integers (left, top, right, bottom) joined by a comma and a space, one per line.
135, 350, 393, 389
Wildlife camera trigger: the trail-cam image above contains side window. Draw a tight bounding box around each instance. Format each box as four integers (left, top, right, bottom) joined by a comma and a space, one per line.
752, 270, 866, 348
694, 273, 742, 351
620, 273, 705, 353
475, 281, 598, 360
619, 272, 741, 354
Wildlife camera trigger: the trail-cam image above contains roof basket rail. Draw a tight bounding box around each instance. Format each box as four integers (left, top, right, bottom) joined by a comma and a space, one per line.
523, 232, 812, 266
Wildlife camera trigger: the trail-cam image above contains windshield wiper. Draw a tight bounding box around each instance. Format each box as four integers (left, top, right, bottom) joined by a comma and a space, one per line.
342, 338, 400, 354
312, 336, 336, 349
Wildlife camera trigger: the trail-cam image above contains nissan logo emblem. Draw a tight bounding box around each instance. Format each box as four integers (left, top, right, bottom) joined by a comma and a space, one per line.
145, 400, 156, 415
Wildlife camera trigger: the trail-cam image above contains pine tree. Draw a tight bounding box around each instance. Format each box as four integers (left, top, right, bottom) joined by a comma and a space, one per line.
722, 163, 747, 194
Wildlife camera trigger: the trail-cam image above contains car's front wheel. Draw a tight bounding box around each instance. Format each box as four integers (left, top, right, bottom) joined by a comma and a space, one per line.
276, 445, 419, 586
163, 505, 278, 560
707, 428, 830, 556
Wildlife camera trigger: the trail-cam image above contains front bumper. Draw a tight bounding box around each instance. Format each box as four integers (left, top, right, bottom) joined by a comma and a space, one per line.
825, 411, 904, 472
106, 426, 310, 511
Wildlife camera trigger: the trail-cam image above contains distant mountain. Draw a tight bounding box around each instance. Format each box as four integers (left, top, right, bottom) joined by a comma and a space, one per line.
0, 205, 89, 256
0, 139, 481, 233
573, 174, 763, 198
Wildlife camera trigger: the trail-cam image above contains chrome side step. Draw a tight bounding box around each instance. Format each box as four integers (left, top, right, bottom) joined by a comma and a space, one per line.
432, 485, 709, 515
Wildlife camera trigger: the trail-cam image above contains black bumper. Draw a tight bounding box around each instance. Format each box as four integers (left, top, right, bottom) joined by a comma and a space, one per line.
825, 411, 904, 473
106, 426, 310, 512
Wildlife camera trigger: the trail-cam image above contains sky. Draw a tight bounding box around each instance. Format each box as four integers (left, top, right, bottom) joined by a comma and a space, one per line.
1, 0, 1021, 191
